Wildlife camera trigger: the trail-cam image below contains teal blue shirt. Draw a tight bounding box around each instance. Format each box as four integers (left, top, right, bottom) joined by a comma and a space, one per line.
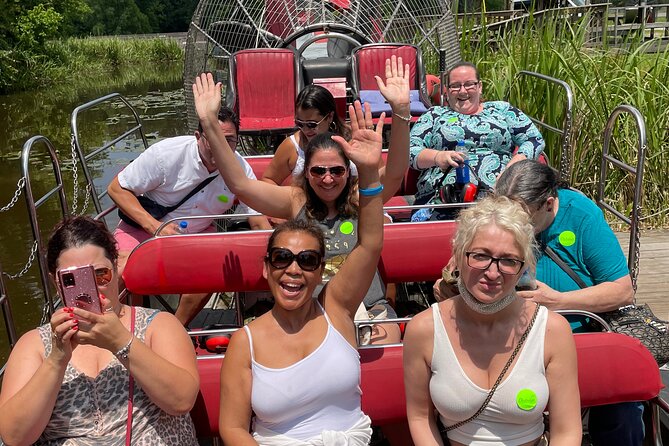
536, 189, 629, 292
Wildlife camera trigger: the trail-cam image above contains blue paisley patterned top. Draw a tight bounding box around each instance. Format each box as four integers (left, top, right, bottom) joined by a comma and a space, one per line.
409, 101, 545, 204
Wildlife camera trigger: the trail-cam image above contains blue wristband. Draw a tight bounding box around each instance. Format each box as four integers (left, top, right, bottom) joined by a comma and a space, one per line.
359, 184, 384, 196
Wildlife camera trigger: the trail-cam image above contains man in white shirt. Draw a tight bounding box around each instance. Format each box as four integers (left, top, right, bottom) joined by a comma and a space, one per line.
108, 106, 270, 325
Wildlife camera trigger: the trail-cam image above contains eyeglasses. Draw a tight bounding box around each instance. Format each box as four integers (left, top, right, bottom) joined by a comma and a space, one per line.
308, 165, 347, 178
266, 248, 323, 272
94, 267, 113, 286
225, 136, 238, 147
448, 81, 480, 91
465, 252, 524, 275
295, 115, 328, 130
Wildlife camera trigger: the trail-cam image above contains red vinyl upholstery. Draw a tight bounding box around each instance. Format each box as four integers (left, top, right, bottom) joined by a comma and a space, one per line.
354, 45, 418, 90
191, 332, 663, 437
232, 48, 297, 134
123, 221, 455, 295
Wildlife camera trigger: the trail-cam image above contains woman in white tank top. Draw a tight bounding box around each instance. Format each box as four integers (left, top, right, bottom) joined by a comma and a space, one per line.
195, 78, 386, 445
403, 196, 582, 446
261, 84, 350, 187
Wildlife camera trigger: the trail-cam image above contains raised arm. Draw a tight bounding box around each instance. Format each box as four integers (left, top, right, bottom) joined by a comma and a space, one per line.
193, 73, 301, 220
323, 101, 385, 318
404, 310, 444, 446
375, 56, 411, 202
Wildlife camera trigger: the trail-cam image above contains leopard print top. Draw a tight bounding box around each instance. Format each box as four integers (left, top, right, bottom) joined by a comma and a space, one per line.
34, 307, 198, 446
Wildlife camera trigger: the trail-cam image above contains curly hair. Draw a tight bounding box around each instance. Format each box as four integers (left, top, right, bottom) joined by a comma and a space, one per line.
298, 132, 358, 221
452, 195, 537, 273
47, 216, 118, 274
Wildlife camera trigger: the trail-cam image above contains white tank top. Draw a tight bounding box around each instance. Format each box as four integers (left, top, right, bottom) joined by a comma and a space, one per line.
246, 302, 364, 441
429, 303, 549, 445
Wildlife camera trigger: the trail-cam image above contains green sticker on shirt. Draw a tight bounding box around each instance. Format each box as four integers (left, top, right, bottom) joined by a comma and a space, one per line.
516, 389, 537, 411
559, 230, 576, 247
217, 194, 229, 203
340, 221, 354, 235
448, 117, 458, 124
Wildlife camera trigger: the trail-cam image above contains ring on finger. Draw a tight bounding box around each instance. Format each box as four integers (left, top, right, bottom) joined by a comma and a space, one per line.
52, 331, 61, 342
366, 125, 374, 130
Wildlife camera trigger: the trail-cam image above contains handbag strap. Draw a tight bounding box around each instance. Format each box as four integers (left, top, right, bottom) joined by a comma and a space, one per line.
126, 306, 136, 446
443, 303, 541, 432
163, 174, 217, 215
542, 245, 587, 289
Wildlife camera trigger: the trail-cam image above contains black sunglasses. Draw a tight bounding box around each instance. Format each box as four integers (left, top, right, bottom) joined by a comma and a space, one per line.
309, 165, 347, 178
294, 115, 328, 130
266, 247, 323, 272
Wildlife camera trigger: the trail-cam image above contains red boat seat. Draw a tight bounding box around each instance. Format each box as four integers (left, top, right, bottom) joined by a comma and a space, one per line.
190, 331, 663, 438
230, 48, 299, 135
123, 221, 456, 295
351, 43, 431, 118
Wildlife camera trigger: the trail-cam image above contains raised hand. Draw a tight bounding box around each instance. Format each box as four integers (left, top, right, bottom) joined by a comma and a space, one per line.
332, 101, 384, 172
375, 56, 410, 114
192, 73, 222, 123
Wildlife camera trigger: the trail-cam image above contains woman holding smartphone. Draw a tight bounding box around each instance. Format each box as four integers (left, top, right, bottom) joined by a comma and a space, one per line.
212, 80, 385, 444
0, 216, 199, 445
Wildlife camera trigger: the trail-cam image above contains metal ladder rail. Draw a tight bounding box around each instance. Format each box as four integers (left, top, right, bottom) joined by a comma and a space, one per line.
596, 104, 647, 293
70, 93, 149, 217
0, 260, 18, 351
21, 136, 70, 319
505, 70, 575, 184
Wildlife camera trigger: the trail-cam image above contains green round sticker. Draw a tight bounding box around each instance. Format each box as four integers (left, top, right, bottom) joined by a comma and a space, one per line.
340, 221, 354, 235
558, 230, 576, 247
217, 194, 229, 203
448, 117, 458, 124
516, 389, 538, 411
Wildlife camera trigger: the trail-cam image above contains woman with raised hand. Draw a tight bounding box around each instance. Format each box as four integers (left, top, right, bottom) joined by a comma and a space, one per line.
403, 196, 581, 446
0, 216, 199, 445
212, 91, 385, 444
193, 56, 409, 344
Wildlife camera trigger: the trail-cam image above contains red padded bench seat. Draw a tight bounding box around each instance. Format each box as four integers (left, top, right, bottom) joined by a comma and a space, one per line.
190, 332, 663, 438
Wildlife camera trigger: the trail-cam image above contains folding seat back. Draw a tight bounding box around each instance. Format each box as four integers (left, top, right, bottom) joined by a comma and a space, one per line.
351, 43, 431, 118
229, 48, 299, 135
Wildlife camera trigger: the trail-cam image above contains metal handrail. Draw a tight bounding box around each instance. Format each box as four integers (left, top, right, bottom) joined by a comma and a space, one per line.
21, 136, 70, 318
505, 70, 575, 183
597, 105, 646, 293
70, 93, 149, 216
0, 261, 18, 349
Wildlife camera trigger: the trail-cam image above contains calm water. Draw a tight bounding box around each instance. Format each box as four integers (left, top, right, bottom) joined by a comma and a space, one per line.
0, 68, 189, 362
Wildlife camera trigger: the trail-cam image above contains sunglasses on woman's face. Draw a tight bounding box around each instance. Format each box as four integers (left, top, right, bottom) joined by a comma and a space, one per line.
94, 267, 113, 286
294, 114, 328, 130
308, 165, 347, 178
266, 248, 323, 272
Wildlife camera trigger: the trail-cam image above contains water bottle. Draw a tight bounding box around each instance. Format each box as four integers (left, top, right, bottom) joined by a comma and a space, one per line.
455, 139, 470, 184
177, 221, 188, 234
411, 207, 433, 222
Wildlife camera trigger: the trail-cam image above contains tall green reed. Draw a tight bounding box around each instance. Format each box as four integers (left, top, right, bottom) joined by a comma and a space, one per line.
459, 10, 669, 227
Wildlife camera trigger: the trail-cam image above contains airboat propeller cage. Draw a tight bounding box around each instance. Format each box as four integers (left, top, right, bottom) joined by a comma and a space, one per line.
183, 0, 461, 134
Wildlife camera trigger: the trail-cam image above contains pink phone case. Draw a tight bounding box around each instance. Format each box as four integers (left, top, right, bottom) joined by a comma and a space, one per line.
57, 265, 102, 314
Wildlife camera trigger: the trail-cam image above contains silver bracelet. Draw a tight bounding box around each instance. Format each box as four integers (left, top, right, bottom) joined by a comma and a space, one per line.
393, 112, 411, 123
115, 336, 134, 361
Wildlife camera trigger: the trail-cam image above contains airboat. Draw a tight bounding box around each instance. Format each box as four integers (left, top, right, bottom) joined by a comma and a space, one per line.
0, 0, 667, 444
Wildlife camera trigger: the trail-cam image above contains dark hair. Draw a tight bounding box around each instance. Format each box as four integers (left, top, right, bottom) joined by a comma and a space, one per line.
495, 160, 567, 210
266, 219, 326, 257
299, 133, 358, 221
198, 106, 239, 134
47, 216, 119, 274
296, 85, 350, 139
446, 61, 481, 84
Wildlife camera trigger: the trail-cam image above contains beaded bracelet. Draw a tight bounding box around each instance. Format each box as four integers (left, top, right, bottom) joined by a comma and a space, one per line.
359, 184, 384, 196
115, 336, 134, 361
393, 112, 411, 124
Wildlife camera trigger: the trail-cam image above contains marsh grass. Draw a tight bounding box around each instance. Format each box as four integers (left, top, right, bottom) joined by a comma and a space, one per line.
458, 11, 669, 227
1, 37, 182, 94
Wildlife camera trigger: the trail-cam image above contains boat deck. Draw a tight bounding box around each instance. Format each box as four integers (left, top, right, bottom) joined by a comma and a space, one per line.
617, 230, 669, 319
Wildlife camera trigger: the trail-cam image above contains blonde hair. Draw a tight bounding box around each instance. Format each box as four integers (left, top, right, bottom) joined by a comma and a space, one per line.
452, 196, 537, 272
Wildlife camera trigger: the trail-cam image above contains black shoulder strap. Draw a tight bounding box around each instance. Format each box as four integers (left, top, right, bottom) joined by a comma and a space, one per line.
164, 174, 218, 214
543, 245, 587, 289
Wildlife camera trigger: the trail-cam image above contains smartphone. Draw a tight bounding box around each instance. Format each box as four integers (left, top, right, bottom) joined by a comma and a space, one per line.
57, 265, 102, 314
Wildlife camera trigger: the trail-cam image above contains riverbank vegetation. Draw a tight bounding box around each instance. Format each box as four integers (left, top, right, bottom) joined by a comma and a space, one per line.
447, 12, 669, 228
